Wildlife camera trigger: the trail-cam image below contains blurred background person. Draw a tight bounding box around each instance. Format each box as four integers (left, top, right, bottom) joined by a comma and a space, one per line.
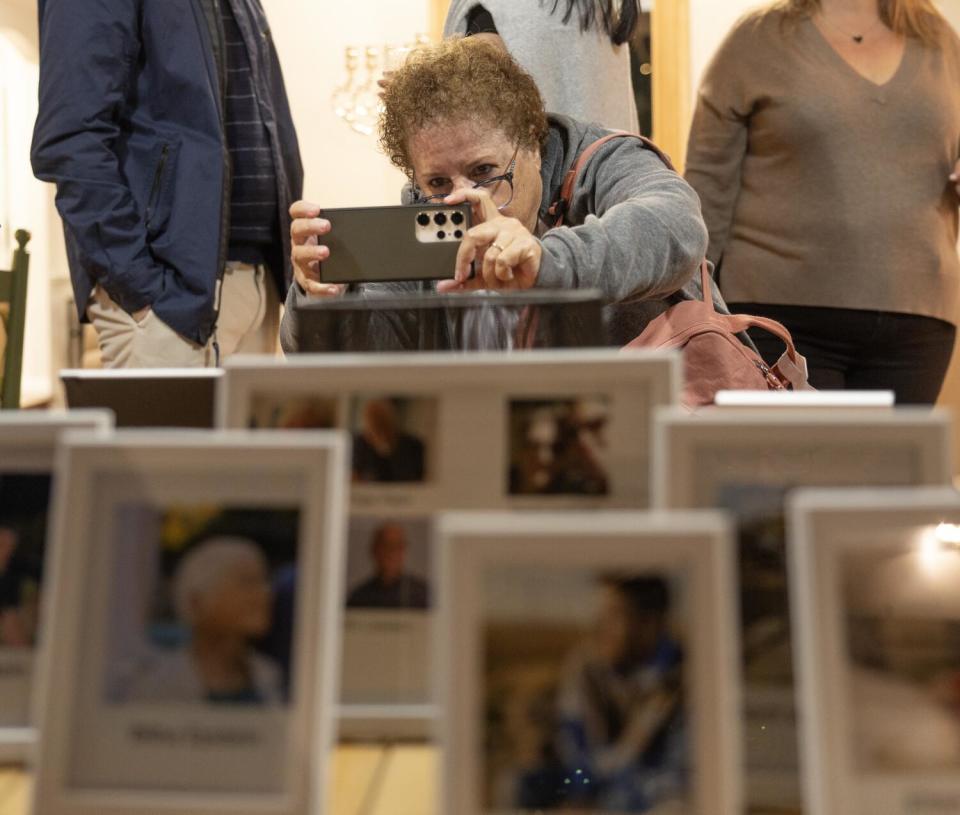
346, 522, 430, 609
554, 576, 686, 812
685, 0, 960, 404
122, 536, 283, 704
31, 0, 302, 367
443, 0, 642, 132
352, 398, 426, 483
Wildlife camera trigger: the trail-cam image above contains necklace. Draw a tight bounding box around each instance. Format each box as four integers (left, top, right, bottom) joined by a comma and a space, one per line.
819, 11, 884, 44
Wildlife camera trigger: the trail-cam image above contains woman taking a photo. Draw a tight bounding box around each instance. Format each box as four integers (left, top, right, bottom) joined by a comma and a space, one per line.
686, 0, 960, 403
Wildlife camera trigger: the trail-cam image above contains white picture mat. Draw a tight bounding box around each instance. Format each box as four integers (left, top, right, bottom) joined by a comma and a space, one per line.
32, 430, 348, 815
788, 487, 960, 815
220, 351, 679, 734
651, 406, 953, 811
0, 410, 113, 762
437, 511, 741, 815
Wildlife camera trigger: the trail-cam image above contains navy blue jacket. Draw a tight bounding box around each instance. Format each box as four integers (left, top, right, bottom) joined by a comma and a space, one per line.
31, 0, 304, 345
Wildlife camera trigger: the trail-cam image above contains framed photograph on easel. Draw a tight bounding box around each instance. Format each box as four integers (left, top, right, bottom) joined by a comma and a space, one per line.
32, 430, 348, 815
789, 487, 960, 815
653, 407, 953, 814
437, 510, 741, 815
0, 410, 113, 763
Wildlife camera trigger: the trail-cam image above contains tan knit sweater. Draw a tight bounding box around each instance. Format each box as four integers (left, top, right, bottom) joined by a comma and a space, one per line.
685, 8, 960, 325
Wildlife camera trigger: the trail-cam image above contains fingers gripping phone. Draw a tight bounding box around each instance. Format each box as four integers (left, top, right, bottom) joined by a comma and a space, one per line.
318, 204, 472, 284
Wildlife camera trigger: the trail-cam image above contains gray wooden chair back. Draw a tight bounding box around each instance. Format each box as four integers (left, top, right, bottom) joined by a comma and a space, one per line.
0, 229, 31, 409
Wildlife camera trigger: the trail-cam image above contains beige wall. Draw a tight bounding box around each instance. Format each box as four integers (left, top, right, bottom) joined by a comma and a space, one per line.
0, 0, 66, 405
262, 0, 428, 208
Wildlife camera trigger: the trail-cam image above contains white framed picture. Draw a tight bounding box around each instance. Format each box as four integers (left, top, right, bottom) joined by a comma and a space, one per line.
788, 486, 960, 815
218, 350, 679, 510
437, 510, 741, 815
220, 350, 679, 731
32, 430, 349, 815
0, 410, 113, 763
652, 407, 953, 814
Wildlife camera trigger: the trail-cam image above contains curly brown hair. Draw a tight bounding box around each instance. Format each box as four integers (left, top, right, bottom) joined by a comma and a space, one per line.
378, 37, 549, 179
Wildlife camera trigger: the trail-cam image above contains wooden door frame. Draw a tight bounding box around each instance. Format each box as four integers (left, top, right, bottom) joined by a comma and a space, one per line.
651, 0, 690, 171
428, 0, 691, 168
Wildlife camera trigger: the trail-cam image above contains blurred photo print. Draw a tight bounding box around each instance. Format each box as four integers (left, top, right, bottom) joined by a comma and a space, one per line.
340, 514, 432, 707
346, 516, 431, 610
31, 432, 345, 813
653, 407, 952, 815
508, 396, 611, 497
842, 538, 960, 773
105, 504, 301, 706
716, 483, 793, 687
349, 395, 436, 484
246, 393, 339, 430
0, 411, 114, 757
0, 473, 53, 650
788, 491, 960, 815
482, 566, 688, 813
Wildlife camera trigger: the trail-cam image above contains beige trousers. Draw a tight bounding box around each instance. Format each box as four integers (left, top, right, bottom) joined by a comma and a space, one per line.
87, 262, 280, 368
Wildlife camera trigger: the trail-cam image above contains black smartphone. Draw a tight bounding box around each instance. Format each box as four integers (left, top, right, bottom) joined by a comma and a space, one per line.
318, 204, 471, 284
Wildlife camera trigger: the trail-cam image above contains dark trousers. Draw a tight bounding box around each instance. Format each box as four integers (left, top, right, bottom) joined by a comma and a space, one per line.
728, 303, 956, 405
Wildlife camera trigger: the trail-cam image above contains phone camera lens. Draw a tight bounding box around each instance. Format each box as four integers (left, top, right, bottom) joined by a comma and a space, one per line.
417, 213, 430, 226
434, 212, 447, 226
437, 230, 446, 240
454, 230, 463, 239
451, 211, 464, 225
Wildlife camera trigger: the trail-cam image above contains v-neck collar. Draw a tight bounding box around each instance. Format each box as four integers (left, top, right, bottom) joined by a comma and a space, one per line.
803, 16, 915, 92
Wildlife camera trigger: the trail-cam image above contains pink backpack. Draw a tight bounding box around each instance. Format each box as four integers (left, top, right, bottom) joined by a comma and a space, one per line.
550, 132, 811, 407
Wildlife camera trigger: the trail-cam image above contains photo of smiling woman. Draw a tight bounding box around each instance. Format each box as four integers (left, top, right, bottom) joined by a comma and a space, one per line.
107, 506, 300, 706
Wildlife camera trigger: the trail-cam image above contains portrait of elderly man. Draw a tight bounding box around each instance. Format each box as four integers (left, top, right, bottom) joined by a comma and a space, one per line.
119, 536, 284, 705
346, 521, 430, 610
281, 36, 723, 353
351, 397, 427, 484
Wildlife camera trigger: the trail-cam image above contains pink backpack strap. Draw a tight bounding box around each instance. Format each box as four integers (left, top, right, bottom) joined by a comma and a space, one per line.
547, 131, 676, 227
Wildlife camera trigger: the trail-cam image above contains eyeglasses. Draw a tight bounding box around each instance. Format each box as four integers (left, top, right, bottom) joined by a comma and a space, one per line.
415, 148, 517, 211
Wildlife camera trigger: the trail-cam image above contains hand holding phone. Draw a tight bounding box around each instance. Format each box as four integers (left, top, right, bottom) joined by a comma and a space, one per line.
289, 200, 343, 297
